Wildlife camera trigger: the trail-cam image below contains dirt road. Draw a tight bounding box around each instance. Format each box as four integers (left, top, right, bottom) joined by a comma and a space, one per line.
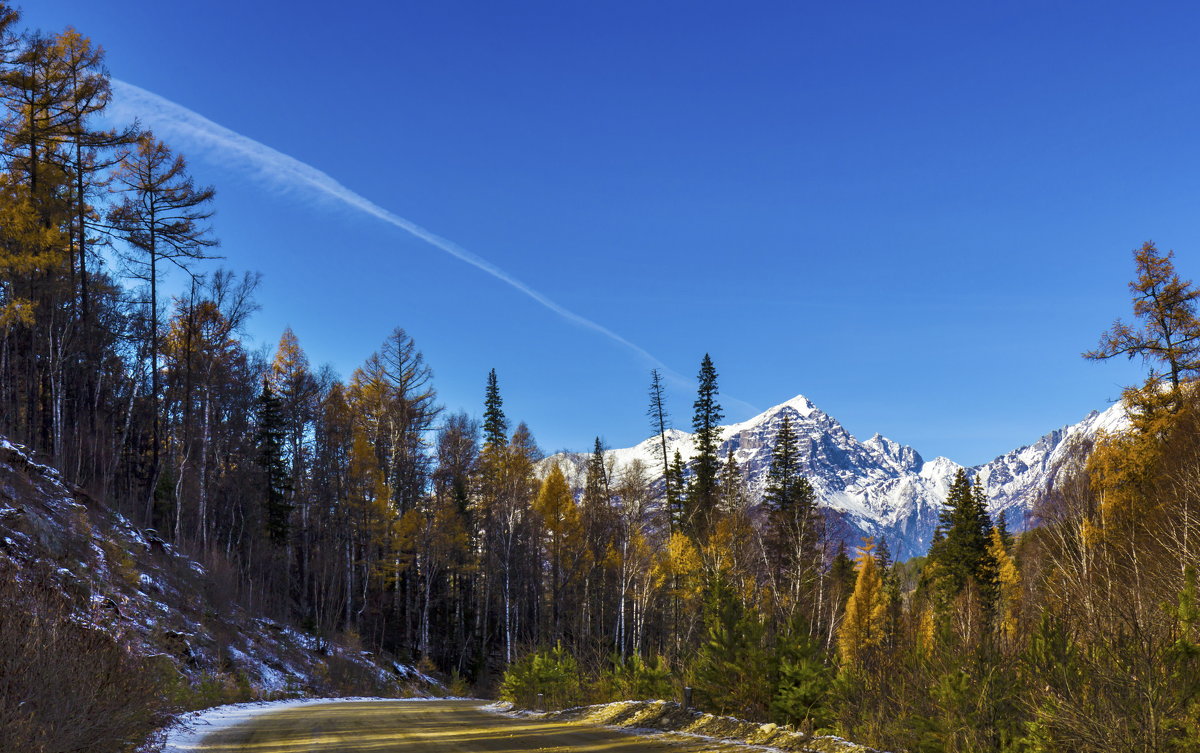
187, 699, 743, 753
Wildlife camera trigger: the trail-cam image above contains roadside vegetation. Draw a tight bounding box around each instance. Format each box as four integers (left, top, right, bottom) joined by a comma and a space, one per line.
494, 243, 1200, 753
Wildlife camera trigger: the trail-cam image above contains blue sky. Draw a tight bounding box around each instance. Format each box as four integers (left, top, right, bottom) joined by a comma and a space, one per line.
25, 0, 1194, 464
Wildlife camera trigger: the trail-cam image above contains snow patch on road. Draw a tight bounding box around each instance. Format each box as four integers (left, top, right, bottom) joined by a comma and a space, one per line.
159, 696, 481, 751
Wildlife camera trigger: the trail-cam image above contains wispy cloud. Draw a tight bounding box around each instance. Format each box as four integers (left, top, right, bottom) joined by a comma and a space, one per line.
106, 79, 758, 415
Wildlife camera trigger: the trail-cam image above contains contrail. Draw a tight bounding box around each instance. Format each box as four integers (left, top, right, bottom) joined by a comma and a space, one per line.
106, 79, 759, 415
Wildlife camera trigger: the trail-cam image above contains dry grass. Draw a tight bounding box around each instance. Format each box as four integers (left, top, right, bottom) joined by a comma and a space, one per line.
531, 700, 883, 753
0, 565, 169, 753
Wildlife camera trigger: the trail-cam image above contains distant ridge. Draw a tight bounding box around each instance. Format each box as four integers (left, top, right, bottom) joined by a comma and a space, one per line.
549, 394, 1128, 559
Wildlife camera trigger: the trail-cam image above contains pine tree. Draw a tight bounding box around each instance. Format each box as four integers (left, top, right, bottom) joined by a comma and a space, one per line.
764, 411, 818, 590
580, 436, 616, 641
686, 354, 722, 539
875, 537, 893, 570
584, 436, 609, 509
694, 574, 770, 717
257, 378, 292, 546
582, 436, 612, 541
667, 449, 687, 532
50, 28, 138, 327
772, 622, 834, 732
482, 368, 507, 449
829, 540, 856, 610
994, 512, 1013, 549
719, 446, 744, 512
764, 412, 801, 508
0, 27, 78, 461
375, 327, 440, 511
270, 327, 318, 493
925, 469, 997, 609
647, 369, 675, 531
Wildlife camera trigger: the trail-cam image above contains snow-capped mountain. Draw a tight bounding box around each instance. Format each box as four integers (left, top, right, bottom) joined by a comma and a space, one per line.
550, 394, 1128, 559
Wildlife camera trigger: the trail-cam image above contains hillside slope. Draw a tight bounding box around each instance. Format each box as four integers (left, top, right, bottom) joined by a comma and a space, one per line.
0, 436, 439, 701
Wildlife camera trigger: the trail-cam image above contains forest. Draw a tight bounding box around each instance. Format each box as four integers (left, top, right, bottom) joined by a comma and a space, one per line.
4, 4, 1200, 752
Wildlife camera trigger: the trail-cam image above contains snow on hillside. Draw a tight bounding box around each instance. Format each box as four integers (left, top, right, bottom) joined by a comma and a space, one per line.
0, 436, 441, 699
548, 395, 1128, 559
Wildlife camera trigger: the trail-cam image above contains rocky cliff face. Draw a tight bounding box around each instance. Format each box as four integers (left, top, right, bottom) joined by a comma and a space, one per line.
550, 395, 1127, 559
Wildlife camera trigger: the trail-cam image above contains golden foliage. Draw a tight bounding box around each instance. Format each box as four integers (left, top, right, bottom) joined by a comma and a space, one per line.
1087, 427, 1161, 542
988, 527, 1020, 646
534, 464, 581, 543
838, 538, 889, 667
0, 175, 67, 330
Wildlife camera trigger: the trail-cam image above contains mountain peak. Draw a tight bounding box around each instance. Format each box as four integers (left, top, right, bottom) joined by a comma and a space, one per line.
768, 393, 819, 418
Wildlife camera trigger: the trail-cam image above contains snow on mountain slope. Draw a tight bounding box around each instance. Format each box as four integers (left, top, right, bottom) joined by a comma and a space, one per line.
549, 395, 1128, 559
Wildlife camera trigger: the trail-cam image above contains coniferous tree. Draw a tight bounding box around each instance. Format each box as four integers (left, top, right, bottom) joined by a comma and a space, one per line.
686, 354, 723, 539
581, 436, 615, 642
694, 574, 770, 717
482, 368, 506, 449
720, 446, 744, 512
434, 412, 478, 516
925, 469, 997, 609
51, 28, 138, 327
256, 378, 292, 546
1, 27, 77, 459
828, 541, 856, 628
773, 623, 834, 732
988, 526, 1020, 645
838, 539, 888, 668
874, 537, 892, 570
764, 411, 819, 606
1086, 241, 1200, 429
994, 512, 1013, 549
108, 133, 217, 495
667, 449, 687, 532
764, 412, 803, 511
647, 369, 674, 530
584, 436, 609, 508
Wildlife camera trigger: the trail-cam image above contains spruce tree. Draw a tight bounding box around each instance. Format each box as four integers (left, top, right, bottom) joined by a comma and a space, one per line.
764, 411, 818, 566
482, 368, 507, 449
875, 537, 893, 570
694, 574, 770, 716
256, 378, 292, 546
829, 541, 856, 612
772, 622, 834, 731
926, 469, 997, 607
720, 446, 743, 511
582, 436, 613, 576
994, 511, 1013, 549
686, 354, 723, 539
764, 411, 803, 513
667, 449, 687, 532
584, 436, 609, 508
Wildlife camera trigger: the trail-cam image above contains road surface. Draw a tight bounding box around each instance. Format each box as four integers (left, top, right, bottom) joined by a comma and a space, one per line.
187, 699, 743, 753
